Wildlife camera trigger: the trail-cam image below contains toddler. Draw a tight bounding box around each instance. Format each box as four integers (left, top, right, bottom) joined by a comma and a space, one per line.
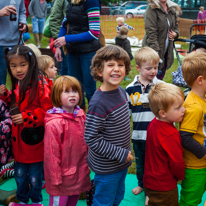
44, 76, 91, 206
125, 47, 163, 204
116, 17, 134, 33
144, 83, 185, 206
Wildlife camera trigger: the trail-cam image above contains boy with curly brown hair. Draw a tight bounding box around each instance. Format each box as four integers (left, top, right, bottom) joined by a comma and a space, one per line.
85, 45, 133, 206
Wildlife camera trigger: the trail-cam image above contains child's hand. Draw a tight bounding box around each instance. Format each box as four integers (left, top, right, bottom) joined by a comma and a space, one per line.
125, 151, 134, 163
133, 28, 135, 30
0, 84, 6, 95
11, 113, 23, 124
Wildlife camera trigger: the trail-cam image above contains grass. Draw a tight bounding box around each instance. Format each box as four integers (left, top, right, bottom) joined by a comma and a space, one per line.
5, 22, 189, 175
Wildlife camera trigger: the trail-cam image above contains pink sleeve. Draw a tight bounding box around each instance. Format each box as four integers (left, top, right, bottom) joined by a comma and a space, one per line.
44, 120, 62, 185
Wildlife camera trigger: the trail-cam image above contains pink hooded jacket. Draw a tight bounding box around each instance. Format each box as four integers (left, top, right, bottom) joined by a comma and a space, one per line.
44, 108, 91, 196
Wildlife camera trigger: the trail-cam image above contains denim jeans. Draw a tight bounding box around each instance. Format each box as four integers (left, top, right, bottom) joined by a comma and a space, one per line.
133, 140, 146, 188
67, 52, 96, 106
61, 47, 69, 75
93, 169, 128, 206
0, 46, 7, 85
14, 161, 43, 203
32, 16, 45, 34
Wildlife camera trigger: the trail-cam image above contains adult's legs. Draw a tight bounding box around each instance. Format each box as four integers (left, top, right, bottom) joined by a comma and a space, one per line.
38, 18, 45, 48
79, 52, 96, 104
32, 16, 39, 47
67, 53, 85, 105
28, 162, 43, 203
14, 162, 30, 203
0, 46, 7, 85
61, 48, 69, 75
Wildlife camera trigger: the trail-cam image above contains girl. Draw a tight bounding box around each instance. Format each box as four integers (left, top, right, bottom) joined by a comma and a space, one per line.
38, 55, 57, 80
0, 45, 53, 204
44, 76, 91, 206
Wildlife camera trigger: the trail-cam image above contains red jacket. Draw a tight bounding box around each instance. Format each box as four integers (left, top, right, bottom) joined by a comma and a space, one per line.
44, 109, 91, 196
143, 118, 185, 191
0, 78, 52, 163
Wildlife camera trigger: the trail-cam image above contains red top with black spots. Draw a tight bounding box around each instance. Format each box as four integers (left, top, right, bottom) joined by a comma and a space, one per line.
0, 77, 52, 163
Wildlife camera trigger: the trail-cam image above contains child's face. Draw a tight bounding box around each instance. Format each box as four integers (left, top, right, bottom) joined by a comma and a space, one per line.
99, 59, 126, 91
9, 55, 29, 81
117, 21, 123, 27
60, 86, 79, 113
137, 61, 158, 83
161, 96, 185, 123
45, 61, 57, 79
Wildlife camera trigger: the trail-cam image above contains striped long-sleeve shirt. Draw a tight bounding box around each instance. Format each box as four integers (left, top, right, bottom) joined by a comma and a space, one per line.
84, 86, 132, 175
58, 0, 100, 43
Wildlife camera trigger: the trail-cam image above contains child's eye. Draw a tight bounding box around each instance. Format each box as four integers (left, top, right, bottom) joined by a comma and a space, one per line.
73, 90, 77, 93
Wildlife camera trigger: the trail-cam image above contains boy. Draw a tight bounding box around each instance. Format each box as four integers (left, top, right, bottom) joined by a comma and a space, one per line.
125, 47, 163, 203
115, 26, 133, 61
179, 52, 206, 206
116, 17, 134, 33
144, 83, 185, 206
84, 45, 133, 206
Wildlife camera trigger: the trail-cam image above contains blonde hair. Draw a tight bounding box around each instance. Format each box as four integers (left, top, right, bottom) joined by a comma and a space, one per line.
25, 43, 41, 57
182, 51, 206, 87
148, 83, 184, 118
200, 6, 204, 10
37, 55, 55, 72
91, 45, 131, 82
119, 26, 129, 35
50, 76, 82, 107
116, 17, 124, 23
134, 47, 160, 67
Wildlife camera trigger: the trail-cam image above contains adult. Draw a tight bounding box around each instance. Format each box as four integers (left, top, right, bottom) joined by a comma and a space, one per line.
29, 0, 47, 48
49, 0, 69, 75
54, 0, 102, 109
142, 0, 182, 80
197, 6, 206, 34
0, 1, 27, 86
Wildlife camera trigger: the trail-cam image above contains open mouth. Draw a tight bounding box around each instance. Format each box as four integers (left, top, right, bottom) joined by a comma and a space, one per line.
69, 99, 76, 103
111, 74, 121, 78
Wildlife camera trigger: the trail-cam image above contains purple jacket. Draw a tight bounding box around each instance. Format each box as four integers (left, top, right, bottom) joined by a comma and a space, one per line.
197, 11, 206, 20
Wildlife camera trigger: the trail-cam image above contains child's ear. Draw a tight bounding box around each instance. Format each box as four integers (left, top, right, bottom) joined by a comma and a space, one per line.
196, 75, 204, 85
136, 65, 141, 72
159, 110, 166, 118
97, 71, 103, 77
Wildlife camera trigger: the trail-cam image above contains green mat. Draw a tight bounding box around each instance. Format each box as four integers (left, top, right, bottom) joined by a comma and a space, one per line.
0, 173, 205, 206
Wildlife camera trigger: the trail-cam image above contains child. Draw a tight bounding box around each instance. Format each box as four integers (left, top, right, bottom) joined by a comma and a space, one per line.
44, 76, 91, 206
85, 45, 133, 206
144, 83, 185, 206
116, 17, 134, 33
179, 51, 206, 206
125, 47, 163, 204
25, 43, 42, 57
0, 99, 12, 169
38, 55, 57, 81
0, 45, 53, 204
115, 26, 133, 61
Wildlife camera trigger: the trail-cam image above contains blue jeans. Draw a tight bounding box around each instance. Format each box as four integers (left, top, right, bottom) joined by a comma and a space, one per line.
32, 16, 45, 34
14, 161, 43, 203
61, 48, 69, 75
133, 140, 146, 188
67, 52, 96, 106
0, 46, 7, 85
93, 169, 128, 206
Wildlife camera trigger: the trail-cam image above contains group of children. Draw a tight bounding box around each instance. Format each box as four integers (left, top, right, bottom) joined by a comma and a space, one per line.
0, 41, 205, 206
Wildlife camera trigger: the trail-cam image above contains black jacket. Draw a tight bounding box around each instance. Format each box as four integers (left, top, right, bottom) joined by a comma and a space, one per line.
115, 35, 133, 61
